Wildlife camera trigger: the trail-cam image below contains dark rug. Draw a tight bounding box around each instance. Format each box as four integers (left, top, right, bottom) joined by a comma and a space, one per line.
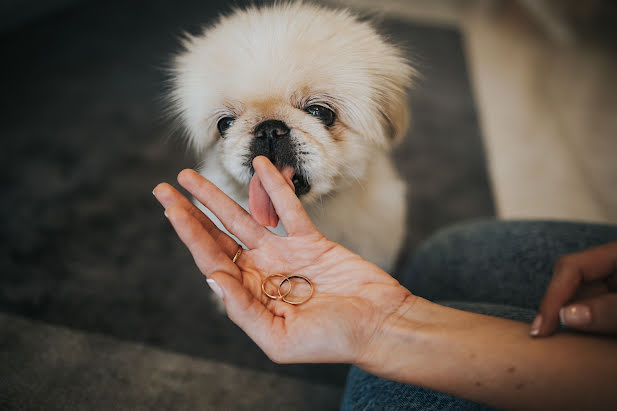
0, 0, 494, 391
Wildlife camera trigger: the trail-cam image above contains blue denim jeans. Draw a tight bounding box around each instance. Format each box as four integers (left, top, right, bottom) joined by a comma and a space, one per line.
341, 220, 617, 410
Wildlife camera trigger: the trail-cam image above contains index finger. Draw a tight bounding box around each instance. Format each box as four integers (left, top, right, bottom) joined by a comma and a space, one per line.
252, 156, 316, 236
177, 169, 270, 249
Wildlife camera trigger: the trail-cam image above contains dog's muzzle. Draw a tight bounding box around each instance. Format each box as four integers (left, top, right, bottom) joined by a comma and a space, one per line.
248, 120, 311, 196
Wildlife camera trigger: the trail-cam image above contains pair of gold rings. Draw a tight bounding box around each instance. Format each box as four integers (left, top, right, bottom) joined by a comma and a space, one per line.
261, 274, 314, 305
232, 247, 313, 305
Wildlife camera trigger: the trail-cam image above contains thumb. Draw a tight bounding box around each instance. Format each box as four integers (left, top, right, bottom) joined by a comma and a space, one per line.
206, 272, 281, 356
560, 293, 617, 335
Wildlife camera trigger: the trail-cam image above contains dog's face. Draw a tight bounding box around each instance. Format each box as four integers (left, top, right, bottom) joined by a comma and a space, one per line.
171, 3, 413, 205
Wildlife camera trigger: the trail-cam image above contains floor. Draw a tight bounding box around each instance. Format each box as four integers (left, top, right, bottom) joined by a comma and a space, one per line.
331, 0, 617, 224
1, 313, 342, 410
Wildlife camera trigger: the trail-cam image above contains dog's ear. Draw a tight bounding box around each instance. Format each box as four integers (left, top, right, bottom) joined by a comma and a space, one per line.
167, 32, 220, 155
380, 54, 415, 147
379, 86, 411, 146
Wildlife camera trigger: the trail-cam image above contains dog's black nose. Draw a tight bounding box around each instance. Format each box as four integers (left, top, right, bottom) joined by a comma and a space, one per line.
254, 120, 289, 139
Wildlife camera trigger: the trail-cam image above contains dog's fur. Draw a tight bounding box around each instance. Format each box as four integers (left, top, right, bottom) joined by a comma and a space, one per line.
170, 2, 412, 271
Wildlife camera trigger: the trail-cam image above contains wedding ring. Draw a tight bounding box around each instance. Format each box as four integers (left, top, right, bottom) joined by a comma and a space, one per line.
261, 274, 314, 305
232, 247, 242, 263
278, 274, 314, 305
261, 274, 291, 300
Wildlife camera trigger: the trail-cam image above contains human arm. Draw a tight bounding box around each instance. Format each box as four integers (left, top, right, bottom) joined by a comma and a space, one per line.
360, 294, 617, 410
153, 157, 617, 410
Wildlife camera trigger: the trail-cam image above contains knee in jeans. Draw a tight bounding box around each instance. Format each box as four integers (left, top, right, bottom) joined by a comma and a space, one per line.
411, 219, 501, 272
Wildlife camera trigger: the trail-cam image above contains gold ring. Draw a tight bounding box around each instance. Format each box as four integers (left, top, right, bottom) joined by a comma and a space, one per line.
261, 274, 291, 300
278, 274, 314, 305
232, 247, 242, 264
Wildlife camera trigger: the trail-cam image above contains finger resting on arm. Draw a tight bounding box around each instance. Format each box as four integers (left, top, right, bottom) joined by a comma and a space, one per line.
165, 205, 240, 279
560, 293, 617, 335
536, 245, 617, 337
535, 260, 584, 337
252, 156, 316, 236
154, 183, 239, 257
177, 169, 268, 249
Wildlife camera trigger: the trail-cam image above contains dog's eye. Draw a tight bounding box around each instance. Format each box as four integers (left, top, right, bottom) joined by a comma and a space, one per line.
217, 117, 235, 137
306, 105, 335, 127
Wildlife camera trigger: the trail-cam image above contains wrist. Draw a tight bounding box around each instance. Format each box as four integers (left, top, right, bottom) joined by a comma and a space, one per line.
354, 293, 437, 379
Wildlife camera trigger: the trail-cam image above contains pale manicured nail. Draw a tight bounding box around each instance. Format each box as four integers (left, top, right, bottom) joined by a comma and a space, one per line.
206, 278, 224, 300
164, 210, 168, 218
530, 314, 542, 336
560, 304, 591, 327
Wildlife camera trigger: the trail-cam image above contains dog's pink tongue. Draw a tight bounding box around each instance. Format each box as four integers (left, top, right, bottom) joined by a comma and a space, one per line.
249, 165, 295, 227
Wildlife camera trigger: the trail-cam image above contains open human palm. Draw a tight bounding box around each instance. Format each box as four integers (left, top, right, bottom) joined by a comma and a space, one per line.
153, 156, 413, 365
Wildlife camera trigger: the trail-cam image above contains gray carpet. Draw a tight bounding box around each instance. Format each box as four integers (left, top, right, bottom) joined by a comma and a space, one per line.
0, 0, 494, 408
0, 313, 341, 410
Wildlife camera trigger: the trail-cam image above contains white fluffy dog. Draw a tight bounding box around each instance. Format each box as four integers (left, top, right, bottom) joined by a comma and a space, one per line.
170, 2, 413, 271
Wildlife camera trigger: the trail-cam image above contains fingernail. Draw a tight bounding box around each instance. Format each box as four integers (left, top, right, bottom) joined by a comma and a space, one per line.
164, 210, 168, 218
530, 314, 542, 336
207, 278, 224, 300
560, 304, 591, 327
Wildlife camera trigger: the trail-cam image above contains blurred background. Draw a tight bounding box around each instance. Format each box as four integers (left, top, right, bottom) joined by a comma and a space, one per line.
1, 0, 615, 409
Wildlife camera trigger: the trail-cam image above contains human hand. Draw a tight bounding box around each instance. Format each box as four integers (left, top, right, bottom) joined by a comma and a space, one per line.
532, 241, 617, 337
152, 156, 413, 364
